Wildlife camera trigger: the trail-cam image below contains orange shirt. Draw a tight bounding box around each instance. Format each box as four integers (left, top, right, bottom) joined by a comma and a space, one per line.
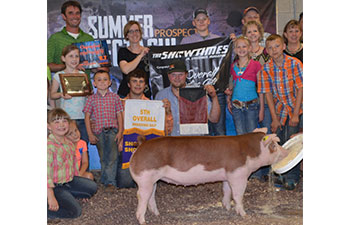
75, 140, 87, 169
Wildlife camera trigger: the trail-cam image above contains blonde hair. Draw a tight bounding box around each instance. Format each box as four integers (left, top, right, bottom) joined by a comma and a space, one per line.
47, 108, 71, 123
234, 36, 251, 48
242, 20, 264, 42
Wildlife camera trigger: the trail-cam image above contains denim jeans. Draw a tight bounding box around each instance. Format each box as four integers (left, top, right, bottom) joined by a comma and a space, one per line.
117, 151, 136, 188
258, 104, 272, 134
47, 176, 98, 219
231, 101, 259, 135
96, 128, 119, 186
208, 92, 226, 136
275, 115, 303, 183
75, 119, 89, 144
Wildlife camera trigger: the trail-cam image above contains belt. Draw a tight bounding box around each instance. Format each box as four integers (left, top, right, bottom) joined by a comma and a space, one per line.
102, 127, 115, 131
232, 98, 258, 109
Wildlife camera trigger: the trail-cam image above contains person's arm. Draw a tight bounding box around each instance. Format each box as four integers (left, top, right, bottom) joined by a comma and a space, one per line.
115, 112, 124, 149
47, 187, 59, 211
119, 47, 149, 74
50, 78, 72, 100
85, 112, 99, 144
266, 92, 281, 133
290, 87, 303, 127
161, 99, 173, 135
48, 63, 66, 73
79, 151, 89, 176
258, 93, 265, 122
205, 85, 220, 123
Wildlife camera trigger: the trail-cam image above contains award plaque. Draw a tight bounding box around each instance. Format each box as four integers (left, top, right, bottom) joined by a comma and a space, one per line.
59, 73, 92, 96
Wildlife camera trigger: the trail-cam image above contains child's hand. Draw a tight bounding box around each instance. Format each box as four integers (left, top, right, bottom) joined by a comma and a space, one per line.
47, 189, 59, 211
115, 132, 123, 144
224, 88, 232, 96
62, 93, 72, 100
161, 99, 171, 114
270, 119, 281, 133
88, 134, 99, 144
289, 114, 299, 127
118, 140, 123, 152
229, 33, 237, 41
204, 85, 217, 98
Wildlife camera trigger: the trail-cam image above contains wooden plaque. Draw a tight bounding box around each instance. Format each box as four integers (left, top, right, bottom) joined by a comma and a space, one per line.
59, 73, 92, 96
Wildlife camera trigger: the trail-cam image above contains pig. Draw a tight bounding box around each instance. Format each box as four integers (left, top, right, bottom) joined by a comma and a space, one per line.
129, 128, 288, 224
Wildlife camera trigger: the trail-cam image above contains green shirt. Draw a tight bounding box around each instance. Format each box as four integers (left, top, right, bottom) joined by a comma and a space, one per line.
47, 27, 94, 65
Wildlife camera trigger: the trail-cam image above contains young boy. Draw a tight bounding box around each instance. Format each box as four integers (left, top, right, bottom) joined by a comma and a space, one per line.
47, 108, 97, 219
257, 34, 303, 190
83, 71, 124, 190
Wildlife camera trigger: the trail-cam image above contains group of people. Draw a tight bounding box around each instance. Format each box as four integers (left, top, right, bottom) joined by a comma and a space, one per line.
47, 0, 303, 219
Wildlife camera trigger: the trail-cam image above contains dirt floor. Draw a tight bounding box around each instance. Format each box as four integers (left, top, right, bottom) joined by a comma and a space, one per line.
48, 171, 303, 225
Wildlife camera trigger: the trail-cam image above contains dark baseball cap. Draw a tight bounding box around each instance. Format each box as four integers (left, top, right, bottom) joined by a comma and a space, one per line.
243, 6, 259, 16
193, 8, 208, 19
168, 60, 187, 73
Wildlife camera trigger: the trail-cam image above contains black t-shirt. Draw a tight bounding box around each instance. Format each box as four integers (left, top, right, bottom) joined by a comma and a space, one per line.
284, 48, 303, 63
117, 47, 151, 98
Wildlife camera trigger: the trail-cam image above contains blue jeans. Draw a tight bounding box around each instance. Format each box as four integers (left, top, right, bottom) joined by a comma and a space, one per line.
258, 104, 272, 134
208, 92, 226, 136
75, 119, 89, 144
96, 128, 119, 186
47, 176, 97, 219
276, 116, 302, 183
117, 151, 136, 188
231, 102, 259, 135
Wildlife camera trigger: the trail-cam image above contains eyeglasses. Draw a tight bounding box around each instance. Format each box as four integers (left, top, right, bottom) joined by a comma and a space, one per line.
128, 29, 140, 34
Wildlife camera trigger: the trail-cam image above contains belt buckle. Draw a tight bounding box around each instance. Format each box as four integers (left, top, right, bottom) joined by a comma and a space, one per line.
232, 100, 242, 109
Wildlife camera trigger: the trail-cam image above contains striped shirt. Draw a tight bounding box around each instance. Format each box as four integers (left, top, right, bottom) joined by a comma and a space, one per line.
47, 134, 79, 188
83, 90, 124, 134
257, 54, 303, 125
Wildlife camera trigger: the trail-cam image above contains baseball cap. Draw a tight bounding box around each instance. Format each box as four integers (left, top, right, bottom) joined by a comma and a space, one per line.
193, 8, 208, 19
243, 6, 259, 16
168, 60, 187, 73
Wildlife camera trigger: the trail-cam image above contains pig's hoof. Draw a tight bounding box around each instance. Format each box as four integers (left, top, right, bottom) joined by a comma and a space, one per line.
235, 207, 246, 217
222, 200, 231, 210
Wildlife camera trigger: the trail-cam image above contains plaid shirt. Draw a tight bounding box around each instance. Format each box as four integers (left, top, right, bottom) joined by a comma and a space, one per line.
257, 54, 303, 126
83, 90, 123, 134
47, 134, 79, 188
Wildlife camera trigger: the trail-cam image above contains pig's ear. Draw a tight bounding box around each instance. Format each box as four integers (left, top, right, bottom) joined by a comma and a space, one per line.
253, 127, 268, 134
261, 134, 280, 147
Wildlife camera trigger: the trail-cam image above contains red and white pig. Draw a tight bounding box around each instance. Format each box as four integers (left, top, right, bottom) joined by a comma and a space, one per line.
129, 128, 288, 224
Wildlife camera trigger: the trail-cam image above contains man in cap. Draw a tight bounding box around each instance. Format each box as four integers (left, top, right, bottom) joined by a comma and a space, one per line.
155, 60, 220, 136
230, 6, 271, 47
180, 8, 220, 44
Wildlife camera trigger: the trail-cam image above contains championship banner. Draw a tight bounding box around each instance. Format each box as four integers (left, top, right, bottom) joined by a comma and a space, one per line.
149, 37, 233, 98
74, 40, 111, 69
179, 87, 208, 135
122, 99, 165, 169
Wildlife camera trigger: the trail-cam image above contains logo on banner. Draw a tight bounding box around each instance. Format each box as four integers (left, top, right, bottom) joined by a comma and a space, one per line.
122, 100, 165, 169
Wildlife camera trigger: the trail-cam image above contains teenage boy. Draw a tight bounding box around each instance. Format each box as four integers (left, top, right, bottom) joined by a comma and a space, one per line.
257, 34, 303, 190
83, 71, 123, 190
117, 69, 173, 188
180, 8, 226, 136
155, 60, 220, 136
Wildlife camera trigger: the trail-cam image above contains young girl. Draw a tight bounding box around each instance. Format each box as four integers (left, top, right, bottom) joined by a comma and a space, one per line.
283, 20, 303, 63
66, 120, 94, 180
50, 45, 89, 143
242, 20, 271, 134
226, 37, 262, 135
47, 108, 97, 219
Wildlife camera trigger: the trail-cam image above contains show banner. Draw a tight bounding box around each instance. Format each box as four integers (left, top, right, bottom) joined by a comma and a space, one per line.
74, 40, 111, 69
122, 99, 165, 169
48, 0, 276, 93
149, 37, 233, 97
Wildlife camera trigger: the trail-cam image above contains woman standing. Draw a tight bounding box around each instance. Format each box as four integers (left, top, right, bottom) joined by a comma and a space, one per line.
283, 20, 303, 63
118, 21, 151, 98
